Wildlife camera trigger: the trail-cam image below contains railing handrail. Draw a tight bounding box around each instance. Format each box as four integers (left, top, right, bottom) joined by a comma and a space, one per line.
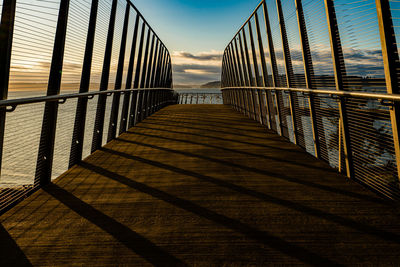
0, 88, 175, 109
222, 87, 400, 102
221, 0, 400, 200
227, 0, 264, 47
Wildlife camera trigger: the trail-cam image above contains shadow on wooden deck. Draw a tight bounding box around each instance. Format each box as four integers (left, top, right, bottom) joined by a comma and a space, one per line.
1, 105, 400, 266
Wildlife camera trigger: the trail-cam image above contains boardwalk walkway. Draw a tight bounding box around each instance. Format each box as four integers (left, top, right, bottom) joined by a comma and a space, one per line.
1, 105, 400, 266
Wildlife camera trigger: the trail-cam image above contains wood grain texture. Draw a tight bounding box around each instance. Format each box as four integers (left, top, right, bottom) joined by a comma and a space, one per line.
1, 104, 399, 266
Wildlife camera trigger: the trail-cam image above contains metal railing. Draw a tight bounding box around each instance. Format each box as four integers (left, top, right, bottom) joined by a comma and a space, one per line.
0, 0, 176, 214
221, 0, 400, 200
178, 93, 222, 104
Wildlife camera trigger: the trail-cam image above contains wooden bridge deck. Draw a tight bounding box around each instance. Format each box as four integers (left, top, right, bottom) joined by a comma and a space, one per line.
1, 104, 400, 266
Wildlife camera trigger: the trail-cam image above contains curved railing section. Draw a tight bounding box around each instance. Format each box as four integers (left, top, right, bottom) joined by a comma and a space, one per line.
221, 0, 400, 200
0, 0, 176, 214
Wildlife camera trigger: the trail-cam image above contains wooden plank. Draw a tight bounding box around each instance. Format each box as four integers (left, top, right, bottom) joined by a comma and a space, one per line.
1, 105, 399, 266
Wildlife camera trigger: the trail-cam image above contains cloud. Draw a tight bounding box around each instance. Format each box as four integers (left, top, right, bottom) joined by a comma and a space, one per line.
172, 63, 221, 85
171, 50, 223, 85
175, 51, 223, 61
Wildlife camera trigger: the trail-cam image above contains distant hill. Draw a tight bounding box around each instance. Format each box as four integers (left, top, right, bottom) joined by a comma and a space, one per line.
174, 84, 196, 89
201, 81, 221, 88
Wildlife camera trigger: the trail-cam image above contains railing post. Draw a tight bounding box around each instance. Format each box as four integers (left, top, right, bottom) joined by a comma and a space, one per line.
154, 46, 164, 88
91, 0, 118, 152
295, 0, 323, 158
0, 0, 16, 176
242, 27, 255, 87
224, 51, 233, 89
119, 13, 140, 135
69, 0, 98, 167
150, 40, 160, 88
242, 28, 254, 117
254, 12, 273, 129
164, 55, 171, 88
227, 49, 236, 88
160, 52, 168, 88
262, 0, 283, 136
145, 34, 156, 88
108, 3, 130, 142
35, 0, 70, 185
233, 38, 245, 86
276, 0, 300, 145
248, 20, 263, 123
158, 48, 166, 88
128, 21, 146, 128
324, 0, 354, 178
138, 28, 151, 122
228, 46, 239, 87
376, 0, 400, 181
238, 33, 251, 86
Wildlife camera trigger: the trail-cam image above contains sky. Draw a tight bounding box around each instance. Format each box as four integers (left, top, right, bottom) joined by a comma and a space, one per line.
5, 0, 393, 92
131, 0, 262, 85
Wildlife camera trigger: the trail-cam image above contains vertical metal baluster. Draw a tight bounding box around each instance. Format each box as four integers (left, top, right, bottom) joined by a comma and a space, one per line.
143, 34, 155, 118
242, 28, 254, 116
238, 33, 250, 86
0, 0, 17, 175
140, 28, 151, 89
155, 46, 164, 88
221, 55, 226, 88
243, 48, 255, 119
237, 34, 248, 113
137, 28, 151, 122
225, 50, 234, 89
233, 39, 245, 86
160, 52, 167, 87
150, 40, 160, 88
108, 3, 130, 142
145, 34, 155, 88
35, 0, 70, 185
227, 49, 236, 88
276, 0, 300, 145
249, 89, 255, 118
242, 27, 255, 88
248, 21, 261, 87
295, 0, 324, 158
248, 21, 262, 122
227, 46, 237, 88
230, 44, 240, 87
263, 0, 283, 136
376, 0, 400, 181
145, 36, 155, 117
119, 13, 139, 135
91, 0, 118, 152
161, 52, 169, 88
163, 55, 171, 88
69, 0, 98, 167
254, 12, 273, 129
128, 20, 145, 128
159, 48, 167, 88
324, 0, 354, 178
163, 51, 170, 88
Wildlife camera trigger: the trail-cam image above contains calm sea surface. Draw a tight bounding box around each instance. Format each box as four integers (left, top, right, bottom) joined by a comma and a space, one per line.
0, 88, 221, 187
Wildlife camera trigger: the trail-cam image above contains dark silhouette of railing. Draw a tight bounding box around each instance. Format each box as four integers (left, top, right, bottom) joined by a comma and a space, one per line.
0, 0, 177, 214
178, 93, 222, 105
221, 0, 400, 200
